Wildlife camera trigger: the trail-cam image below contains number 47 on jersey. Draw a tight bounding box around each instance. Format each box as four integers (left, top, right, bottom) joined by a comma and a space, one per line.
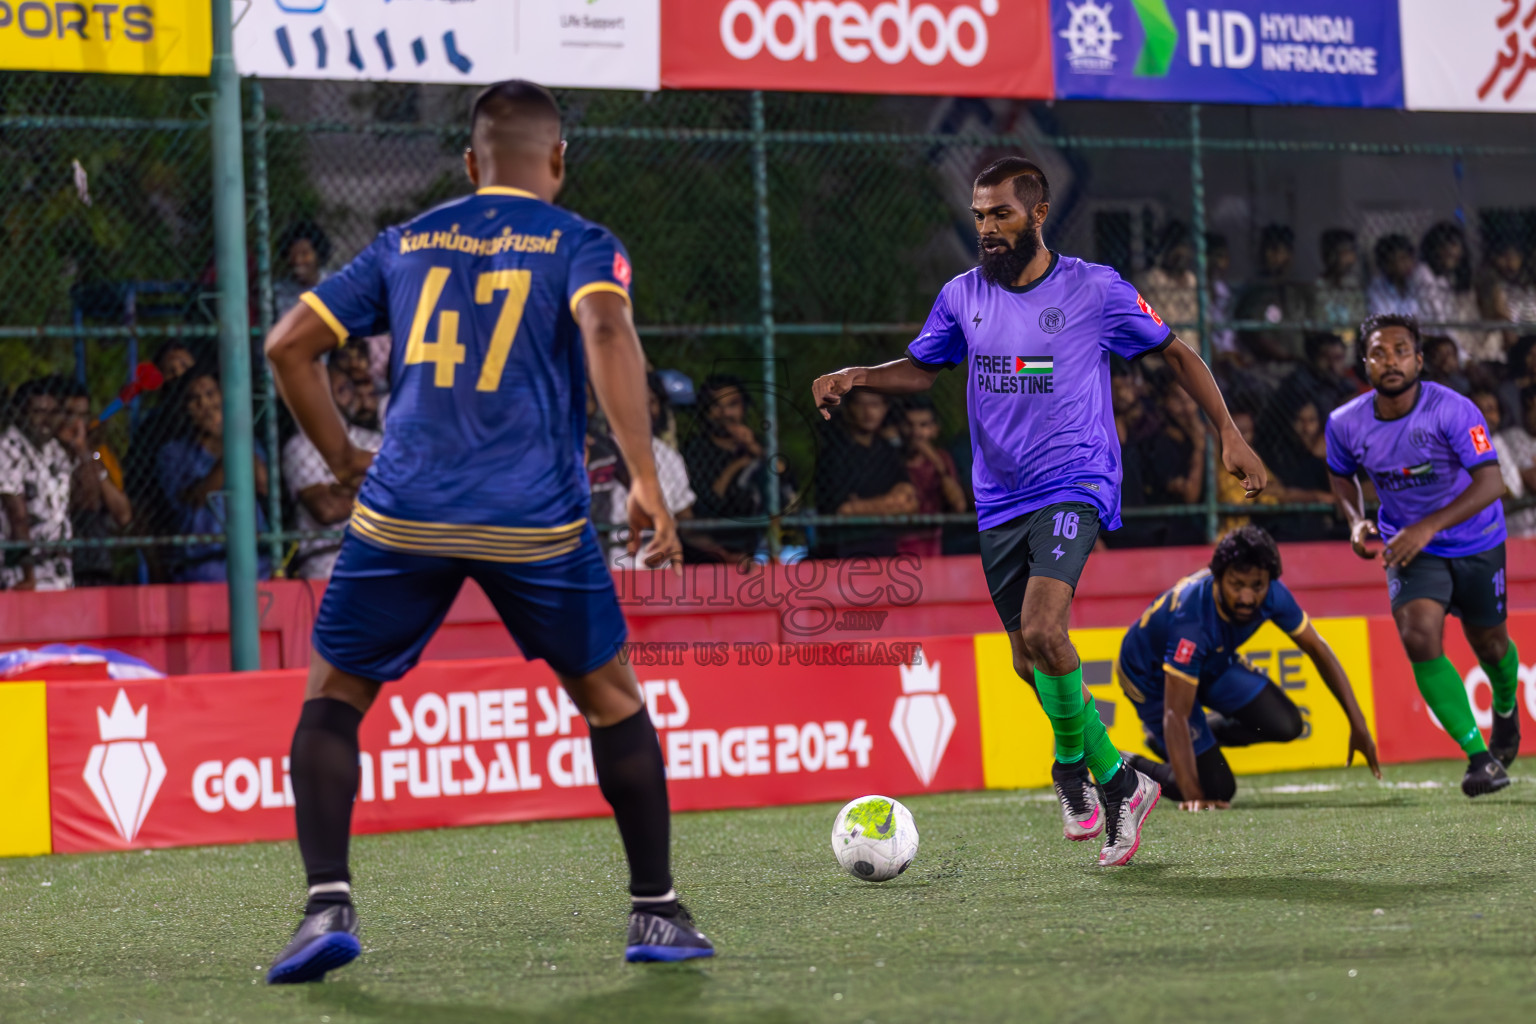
404, 266, 532, 392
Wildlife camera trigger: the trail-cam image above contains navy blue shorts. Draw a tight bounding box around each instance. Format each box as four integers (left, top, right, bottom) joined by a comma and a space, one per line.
1126, 663, 1271, 757
312, 527, 627, 683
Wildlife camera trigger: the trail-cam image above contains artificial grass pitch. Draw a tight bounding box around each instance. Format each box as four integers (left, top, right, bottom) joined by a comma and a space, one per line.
3, 761, 1534, 1023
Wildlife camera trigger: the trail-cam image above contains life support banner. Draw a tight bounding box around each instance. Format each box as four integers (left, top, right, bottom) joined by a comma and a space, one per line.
13, 635, 983, 856
0, 0, 211, 76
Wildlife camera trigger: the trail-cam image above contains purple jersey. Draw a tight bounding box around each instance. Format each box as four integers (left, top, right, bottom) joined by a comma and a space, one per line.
906, 252, 1172, 531
1325, 381, 1505, 558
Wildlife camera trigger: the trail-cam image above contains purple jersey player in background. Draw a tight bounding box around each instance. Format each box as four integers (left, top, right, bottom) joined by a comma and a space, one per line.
812, 157, 1267, 867
1326, 313, 1520, 797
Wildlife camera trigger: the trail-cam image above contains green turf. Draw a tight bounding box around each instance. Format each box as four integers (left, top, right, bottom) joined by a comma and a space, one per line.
3, 760, 1535, 1023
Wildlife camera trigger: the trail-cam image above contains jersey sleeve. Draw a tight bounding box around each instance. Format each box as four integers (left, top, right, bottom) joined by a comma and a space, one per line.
1264, 580, 1309, 637
303, 233, 392, 344
1162, 620, 1208, 687
567, 224, 633, 316
1100, 272, 1174, 360
1324, 412, 1358, 477
1444, 394, 1500, 471
906, 287, 966, 369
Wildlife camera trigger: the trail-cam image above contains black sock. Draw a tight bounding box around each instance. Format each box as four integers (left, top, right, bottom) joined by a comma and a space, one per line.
1470, 750, 1497, 771
1101, 764, 1138, 802
290, 698, 364, 914
589, 708, 673, 900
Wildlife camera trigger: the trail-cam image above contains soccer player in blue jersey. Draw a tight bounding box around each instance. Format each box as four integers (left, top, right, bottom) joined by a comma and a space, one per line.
1118, 526, 1380, 809
812, 157, 1267, 865
1327, 313, 1521, 796
261, 81, 712, 983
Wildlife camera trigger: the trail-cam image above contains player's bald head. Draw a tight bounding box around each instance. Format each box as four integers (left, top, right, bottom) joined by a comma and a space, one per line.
469, 79, 562, 161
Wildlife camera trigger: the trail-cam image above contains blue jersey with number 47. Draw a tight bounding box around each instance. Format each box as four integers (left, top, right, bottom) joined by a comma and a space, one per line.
302, 186, 632, 555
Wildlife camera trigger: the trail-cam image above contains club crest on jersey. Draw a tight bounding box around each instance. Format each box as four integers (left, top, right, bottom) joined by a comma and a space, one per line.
1136, 292, 1164, 326
974, 354, 1053, 395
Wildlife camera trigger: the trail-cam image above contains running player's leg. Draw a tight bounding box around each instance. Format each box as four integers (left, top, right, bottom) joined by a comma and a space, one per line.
1206, 671, 1305, 748
1007, 630, 1101, 840
269, 538, 466, 984
1450, 544, 1520, 767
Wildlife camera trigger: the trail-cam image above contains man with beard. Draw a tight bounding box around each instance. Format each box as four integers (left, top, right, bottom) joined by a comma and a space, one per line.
1327, 313, 1522, 795
1118, 526, 1380, 809
282, 363, 384, 579
811, 156, 1267, 866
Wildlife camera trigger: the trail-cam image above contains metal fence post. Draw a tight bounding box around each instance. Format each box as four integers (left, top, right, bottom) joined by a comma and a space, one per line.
750, 91, 782, 560
1190, 103, 1218, 544
212, 0, 261, 670
249, 78, 283, 575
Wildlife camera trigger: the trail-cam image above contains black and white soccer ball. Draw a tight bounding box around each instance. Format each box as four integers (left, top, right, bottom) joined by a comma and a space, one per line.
830, 795, 918, 882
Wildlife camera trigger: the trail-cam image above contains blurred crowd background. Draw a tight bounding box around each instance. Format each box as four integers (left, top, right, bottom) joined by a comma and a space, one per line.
3, 78, 1536, 589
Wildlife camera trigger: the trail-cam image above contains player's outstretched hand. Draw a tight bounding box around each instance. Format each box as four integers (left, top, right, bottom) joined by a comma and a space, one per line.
1382, 521, 1434, 568
1349, 519, 1380, 559
1179, 800, 1230, 811
1220, 429, 1268, 498
1347, 719, 1383, 779
328, 443, 375, 491
627, 478, 683, 575
812, 369, 860, 420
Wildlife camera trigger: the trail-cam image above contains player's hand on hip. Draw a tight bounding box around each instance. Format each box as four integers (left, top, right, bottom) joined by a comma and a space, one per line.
1382, 521, 1434, 568
812, 370, 858, 420
1348, 721, 1383, 779
328, 443, 375, 490
1220, 431, 1268, 498
1349, 519, 1380, 559
627, 478, 683, 576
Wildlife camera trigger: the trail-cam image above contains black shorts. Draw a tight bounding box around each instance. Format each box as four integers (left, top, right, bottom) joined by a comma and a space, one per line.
980, 502, 1100, 633
1386, 542, 1507, 628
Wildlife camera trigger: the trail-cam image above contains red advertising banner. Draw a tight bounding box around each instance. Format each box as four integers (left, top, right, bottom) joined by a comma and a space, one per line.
46, 638, 982, 854
661, 0, 1054, 98
1368, 611, 1536, 764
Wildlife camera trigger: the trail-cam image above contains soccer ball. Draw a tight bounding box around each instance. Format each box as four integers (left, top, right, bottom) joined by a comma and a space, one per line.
831, 795, 918, 882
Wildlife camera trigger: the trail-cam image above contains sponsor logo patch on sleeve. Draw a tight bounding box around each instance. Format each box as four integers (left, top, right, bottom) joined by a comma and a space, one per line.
1470, 424, 1492, 455
1173, 637, 1197, 665
1136, 292, 1165, 327
612, 251, 633, 290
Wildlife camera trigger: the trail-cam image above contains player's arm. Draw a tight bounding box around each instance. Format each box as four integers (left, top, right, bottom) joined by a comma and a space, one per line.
265, 303, 372, 489
1160, 671, 1212, 809
576, 290, 680, 571
1161, 336, 1266, 498
1329, 470, 1379, 559
1383, 463, 1504, 568
838, 482, 919, 516
813, 359, 940, 420
1292, 621, 1382, 778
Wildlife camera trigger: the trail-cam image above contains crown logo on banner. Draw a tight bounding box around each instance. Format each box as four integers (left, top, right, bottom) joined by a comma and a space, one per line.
96, 689, 149, 741
83, 689, 165, 843
890, 649, 956, 786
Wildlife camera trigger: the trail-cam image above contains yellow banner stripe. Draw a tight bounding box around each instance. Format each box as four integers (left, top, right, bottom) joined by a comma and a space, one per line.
0, 682, 51, 858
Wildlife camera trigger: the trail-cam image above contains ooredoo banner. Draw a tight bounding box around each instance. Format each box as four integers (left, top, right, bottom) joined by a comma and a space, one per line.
234, 0, 660, 90
660, 0, 1054, 98
43, 638, 983, 854
1401, 0, 1536, 112
1051, 0, 1403, 107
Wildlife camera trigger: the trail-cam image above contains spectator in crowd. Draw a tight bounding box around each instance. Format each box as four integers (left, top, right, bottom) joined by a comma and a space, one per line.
1205, 233, 1238, 362
1367, 234, 1422, 318
283, 364, 383, 579
0, 377, 85, 590
154, 340, 196, 383
156, 366, 272, 582
1493, 385, 1536, 539
894, 395, 967, 557
814, 389, 916, 558
1265, 332, 1361, 431
272, 221, 332, 320
1313, 229, 1366, 338
1421, 334, 1472, 396
331, 342, 375, 391
682, 375, 779, 563
1418, 221, 1486, 362
1265, 401, 1342, 541
60, 380, 133, 586
1218, 408, 1333, 536
1137, 222, 1200, 350
1498, 335, 1536, 430
605, 372, 704, 568
1140, 382, 1207, 510
1476, 238, 1536, 355
1235, 224, 1311, 367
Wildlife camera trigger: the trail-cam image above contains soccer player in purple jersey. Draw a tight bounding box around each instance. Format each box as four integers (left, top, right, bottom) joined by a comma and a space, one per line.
1326, 313, 1519, 796
812, 157, 1266, 865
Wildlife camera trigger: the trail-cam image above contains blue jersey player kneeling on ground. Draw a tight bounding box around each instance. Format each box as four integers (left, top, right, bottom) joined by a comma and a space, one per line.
1326, 313, 1522, 797
1119, 526, 1381, 809
261, 80, 712, 983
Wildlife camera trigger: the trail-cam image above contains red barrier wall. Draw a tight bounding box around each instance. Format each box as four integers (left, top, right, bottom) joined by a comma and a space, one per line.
9, 539, 1536, 675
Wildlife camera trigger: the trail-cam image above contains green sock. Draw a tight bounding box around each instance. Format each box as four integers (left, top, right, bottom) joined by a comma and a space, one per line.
1079, 696, 1124, 784
1036, 664, 1087, 764
1480, 643, 1520, 717
1412, 656, 1487, 756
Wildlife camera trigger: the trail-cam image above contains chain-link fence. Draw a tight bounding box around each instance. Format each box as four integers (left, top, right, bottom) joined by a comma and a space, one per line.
5, 74, 1536, 586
